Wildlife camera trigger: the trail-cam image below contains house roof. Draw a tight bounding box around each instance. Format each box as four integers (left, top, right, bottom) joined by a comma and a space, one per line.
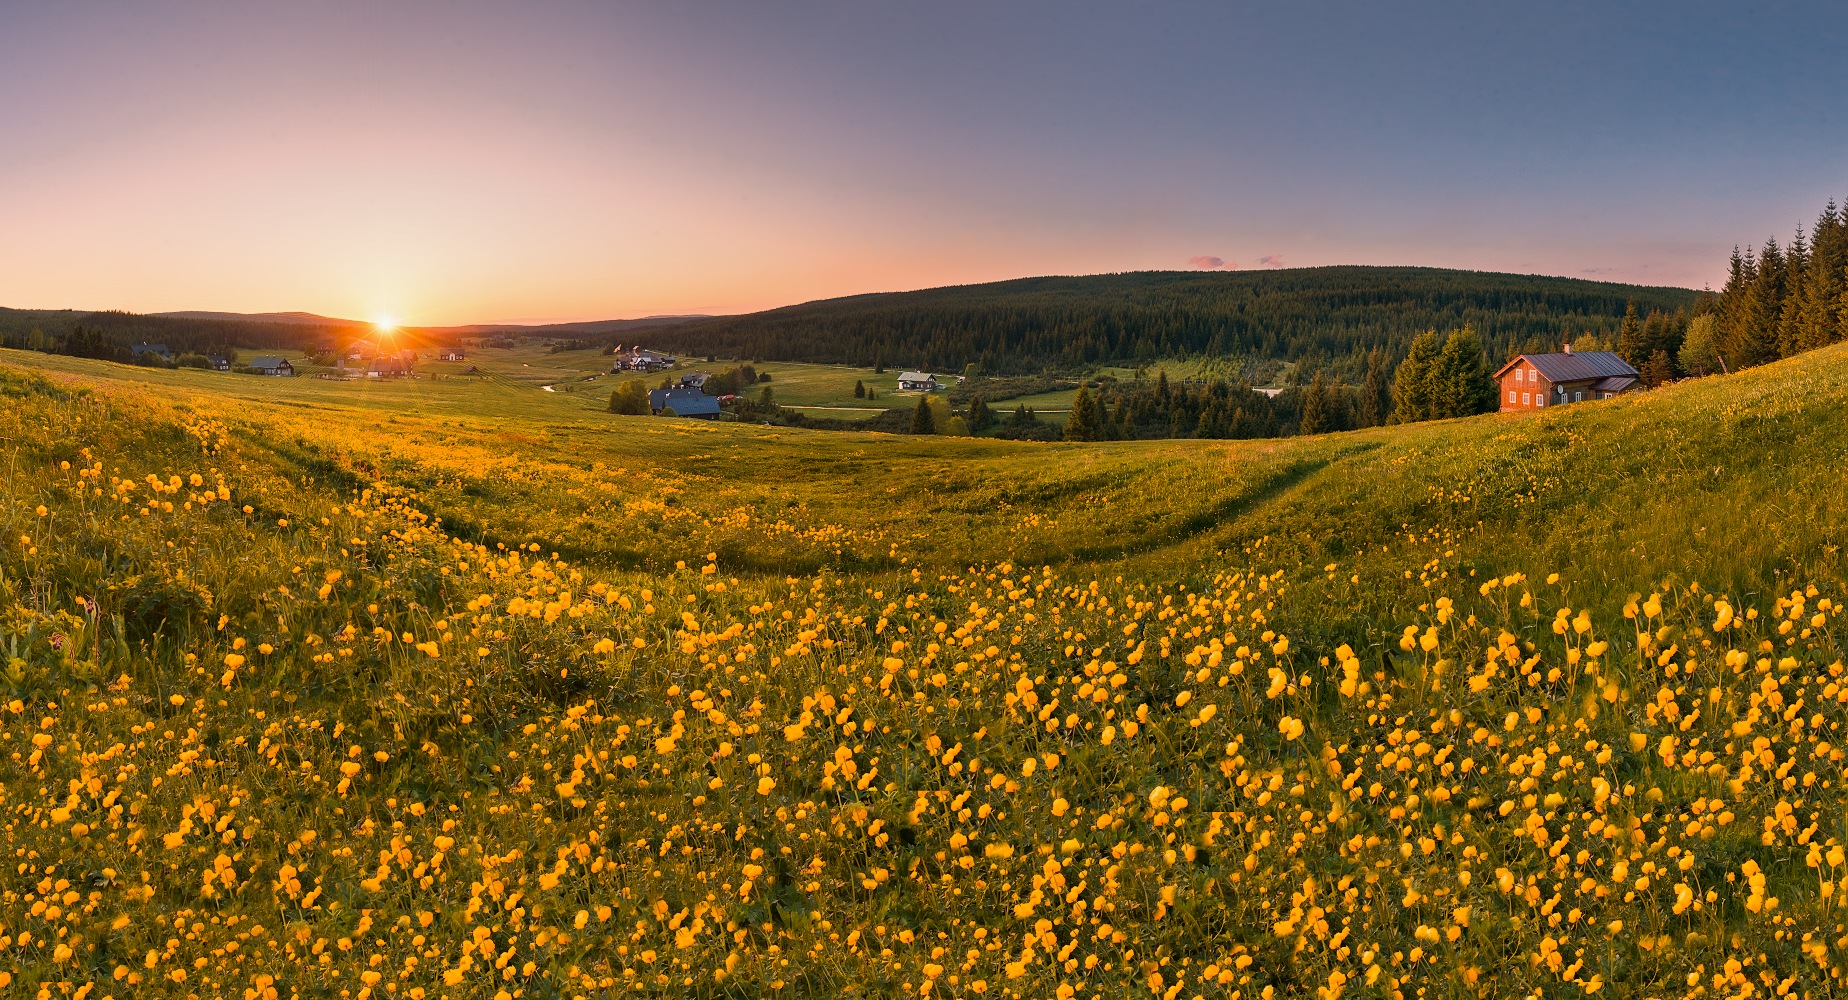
1591, 375, 1638, 392
248, 356, 290, 368
1495, 350, 1637, 383
897, 371, 935, 383
648, 388, 721, 415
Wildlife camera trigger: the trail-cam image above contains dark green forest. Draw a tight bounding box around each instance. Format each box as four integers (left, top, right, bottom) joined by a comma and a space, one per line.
648, 265, 1699, 374
0, 308, 336, 361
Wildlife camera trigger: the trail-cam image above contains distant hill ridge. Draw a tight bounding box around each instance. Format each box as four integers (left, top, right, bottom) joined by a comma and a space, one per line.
646, 265, 1702, 375
155, 311, 709, 336
0, 306, 709, 358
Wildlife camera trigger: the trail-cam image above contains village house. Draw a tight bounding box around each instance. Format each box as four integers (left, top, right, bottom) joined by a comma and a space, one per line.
679, 371, 710, 390
437, 347, 466, 362
246, 357, 295, 377
614, 348, 676, 373
130, 343, 173, 363
206, 355, 232, 371
367, 355, 413, 378
1495, 346, 1639, 412
648, 387, 721, 419
897, 371, 940, 392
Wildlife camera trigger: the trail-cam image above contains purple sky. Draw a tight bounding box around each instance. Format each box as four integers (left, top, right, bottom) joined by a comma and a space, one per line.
1, 1, 1843, 324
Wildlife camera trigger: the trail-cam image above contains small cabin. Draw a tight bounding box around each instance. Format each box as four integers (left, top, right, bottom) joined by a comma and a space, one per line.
1495, 347, 1639, 412
897, 371, 940, 392
437, 347, 466, 362
246, 357, 295, 377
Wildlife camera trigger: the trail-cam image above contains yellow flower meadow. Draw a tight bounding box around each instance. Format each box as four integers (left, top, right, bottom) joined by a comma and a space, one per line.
5, 351, 1848, 999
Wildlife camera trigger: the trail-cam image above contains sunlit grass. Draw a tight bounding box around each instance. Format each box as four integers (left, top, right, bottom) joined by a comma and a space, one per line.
4, 345, 1848, 997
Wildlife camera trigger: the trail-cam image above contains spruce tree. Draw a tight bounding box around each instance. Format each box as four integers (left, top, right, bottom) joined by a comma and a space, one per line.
1298, 371, 1330, 435
1360, 348, 1390, 427
1390, 330, 1442, 423
853, 379, 866, 398
968, 397, 995, 432
1429, 328, 1497, 417
1615, 301, 1645, 367
1641, 350, 1674, 388
1064, 386, 1099, 441
909, 396, 935, 434
1799, 201, 1847, 350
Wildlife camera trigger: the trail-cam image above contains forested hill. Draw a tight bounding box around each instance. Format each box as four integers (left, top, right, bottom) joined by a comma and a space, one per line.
650, 266, 1700, 374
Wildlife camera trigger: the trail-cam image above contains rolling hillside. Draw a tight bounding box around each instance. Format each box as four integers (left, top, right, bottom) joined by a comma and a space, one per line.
1, 343, 1844, 996
649, 266, 1703, 374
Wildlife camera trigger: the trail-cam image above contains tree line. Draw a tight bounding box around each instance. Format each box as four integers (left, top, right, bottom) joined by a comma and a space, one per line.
642, 266, 1696, 376
1711, 199, 1848, 371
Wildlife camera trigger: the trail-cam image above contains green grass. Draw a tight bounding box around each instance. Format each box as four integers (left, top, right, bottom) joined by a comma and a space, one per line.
4, 343, 1848, 997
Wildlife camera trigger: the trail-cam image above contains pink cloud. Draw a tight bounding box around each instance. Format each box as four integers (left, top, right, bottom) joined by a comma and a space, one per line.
1258, 254, 1285, 268
1189, 255, 1238, 270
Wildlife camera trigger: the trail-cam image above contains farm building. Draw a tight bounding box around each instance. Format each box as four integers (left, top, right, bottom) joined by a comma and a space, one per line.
648, 388, 721, 419
615, 348, 676, 372
367, 356, 412, 378
897, 371, 940, 392
679, 372, 710, 390
437, 347, 466, 361
246, 357, 295, 377
1495, 346, 1639, 411
206, 356, 232, 371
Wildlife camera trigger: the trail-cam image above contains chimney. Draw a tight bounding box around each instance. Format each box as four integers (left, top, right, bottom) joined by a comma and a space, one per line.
1563, 342, 1572, 354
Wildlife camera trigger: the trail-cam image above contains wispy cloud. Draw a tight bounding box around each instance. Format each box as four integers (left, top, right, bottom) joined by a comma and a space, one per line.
1189, 255, 1238, 270
1257, 254, 1285, 268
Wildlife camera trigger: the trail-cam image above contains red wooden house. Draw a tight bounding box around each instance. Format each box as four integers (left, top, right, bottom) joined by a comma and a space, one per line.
1495, 346, 1640, 412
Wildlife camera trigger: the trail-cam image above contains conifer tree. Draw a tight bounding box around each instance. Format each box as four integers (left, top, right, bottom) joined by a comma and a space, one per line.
909, 396, 935, 434
1799, 201, 1847, 351
1641, 350, 1674, 388
1360, 348, 1390, 427
853, 379, 865, 398
1064, 386, 1100, 441
967, 397, 995, 432
1390, 330, 1442, 423
1298, 370, 1330, 435
1427, 328, 1497, 418
1615, 301, 1645, 367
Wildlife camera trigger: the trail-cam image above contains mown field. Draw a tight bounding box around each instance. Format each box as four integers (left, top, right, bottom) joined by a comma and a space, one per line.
4, 342, 1848, 999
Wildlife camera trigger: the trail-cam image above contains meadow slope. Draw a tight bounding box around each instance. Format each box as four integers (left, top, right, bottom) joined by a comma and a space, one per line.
3, 345, 1848, 998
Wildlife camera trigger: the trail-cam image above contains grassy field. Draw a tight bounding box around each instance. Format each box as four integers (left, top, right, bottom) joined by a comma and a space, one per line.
5, 343, 1848, 997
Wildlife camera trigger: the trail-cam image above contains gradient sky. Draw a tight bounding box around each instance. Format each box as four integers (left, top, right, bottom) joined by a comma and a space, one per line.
2, 1, 1844, 325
